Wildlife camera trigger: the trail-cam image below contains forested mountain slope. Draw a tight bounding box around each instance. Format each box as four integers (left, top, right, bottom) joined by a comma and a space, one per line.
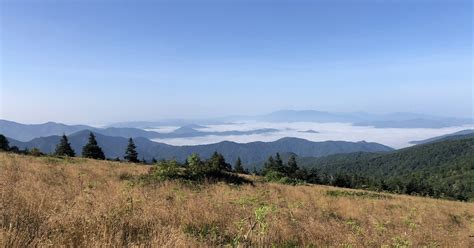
298, 137, 474, 200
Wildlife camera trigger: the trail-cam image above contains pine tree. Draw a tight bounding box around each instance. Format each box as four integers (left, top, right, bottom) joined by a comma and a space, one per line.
209, 151, 230, 171
82, 132, 105, 160
274, 152, 285, 173
274, 152, 283, 165
0, 134, 10, 151
252, 166, 259, 175
187, 153, 203, 175
234, 157, 245, 173
124, 138, 139, 163
151, 157, 158, 164
187, 153, 202, 167
55, 134, 75, 157
263, 155, 275, 174
287, 154, 298, 176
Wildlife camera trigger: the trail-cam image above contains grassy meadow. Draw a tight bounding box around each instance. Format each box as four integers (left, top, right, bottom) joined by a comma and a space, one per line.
1, 153, 473, 247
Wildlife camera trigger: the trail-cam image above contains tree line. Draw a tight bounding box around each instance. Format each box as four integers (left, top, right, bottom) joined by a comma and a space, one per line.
0, 133, 141, 163
258, 151, 472, 201
0, 133, 249, 171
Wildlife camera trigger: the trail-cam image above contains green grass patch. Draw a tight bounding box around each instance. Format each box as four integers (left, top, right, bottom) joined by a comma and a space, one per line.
326, 190, 393, 199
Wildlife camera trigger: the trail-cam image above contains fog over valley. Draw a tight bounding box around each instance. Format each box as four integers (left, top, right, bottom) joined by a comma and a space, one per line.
148, 121, 474, 148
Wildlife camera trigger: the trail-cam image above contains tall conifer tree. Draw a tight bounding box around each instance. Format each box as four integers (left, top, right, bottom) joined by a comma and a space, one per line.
82, 132, 105, 160
287, 154, 299, 175
124, 138, 139, 163
0, 134, 10, 151
234, 157, 245, 173
55, 134, 75, 157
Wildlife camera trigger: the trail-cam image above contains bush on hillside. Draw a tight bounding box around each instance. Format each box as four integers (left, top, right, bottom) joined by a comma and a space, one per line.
138, 153, 251, 185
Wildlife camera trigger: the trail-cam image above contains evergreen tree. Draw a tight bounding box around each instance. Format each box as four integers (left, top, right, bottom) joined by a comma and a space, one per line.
287, 154, 299, 176
9, 146, 20, 153
209, 151, 231, 171
0, 134, 10, 151
263, 155, 275, 174
55, 134, 75, 157
81, 132, 105, 160
234, 157, 245, 173
187, 153, 203, 175
187, 153, 202, 167
273, 153, 285, 173
332, 173, 352, 188
124, 138, 139, 163
252, 166, 259, 175
151, 157, 158, 164
305, 167, 320, 184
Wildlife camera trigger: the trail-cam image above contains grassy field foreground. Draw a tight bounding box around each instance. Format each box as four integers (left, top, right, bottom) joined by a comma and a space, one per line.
1, 153, 473, 247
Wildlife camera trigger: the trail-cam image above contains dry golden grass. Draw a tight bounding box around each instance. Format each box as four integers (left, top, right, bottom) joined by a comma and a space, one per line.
1, 153, 473, 247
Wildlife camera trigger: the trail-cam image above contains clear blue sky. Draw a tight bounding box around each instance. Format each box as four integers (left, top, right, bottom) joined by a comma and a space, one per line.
1, 0, 472, 124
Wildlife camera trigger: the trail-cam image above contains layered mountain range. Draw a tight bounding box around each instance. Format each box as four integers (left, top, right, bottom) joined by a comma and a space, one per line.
7, 130, 393, 165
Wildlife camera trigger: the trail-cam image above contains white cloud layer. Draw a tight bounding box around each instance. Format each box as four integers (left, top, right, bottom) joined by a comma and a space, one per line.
149, 122, 474, 148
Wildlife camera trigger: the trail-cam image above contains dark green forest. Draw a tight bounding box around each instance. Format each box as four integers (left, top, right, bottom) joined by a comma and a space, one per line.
295, 137, 474, 201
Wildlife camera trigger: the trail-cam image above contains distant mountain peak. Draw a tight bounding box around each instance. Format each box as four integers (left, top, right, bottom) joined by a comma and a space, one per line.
298, 130, 319, 134
172, 126, 199, 134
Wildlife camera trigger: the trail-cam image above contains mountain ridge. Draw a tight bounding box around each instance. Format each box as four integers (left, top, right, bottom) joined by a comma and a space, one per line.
6, 130, 394, 165
0, 120, 278, 141
409, 129, 474, 145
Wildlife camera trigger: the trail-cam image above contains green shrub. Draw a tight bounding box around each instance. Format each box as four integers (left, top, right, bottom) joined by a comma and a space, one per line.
264, 170, 287, 182
137, 155, 251, 185
149, 160, 182, 181
29, 148, 43, 157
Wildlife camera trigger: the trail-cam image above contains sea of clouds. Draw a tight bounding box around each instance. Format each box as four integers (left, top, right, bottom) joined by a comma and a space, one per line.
149, 121, 474, 149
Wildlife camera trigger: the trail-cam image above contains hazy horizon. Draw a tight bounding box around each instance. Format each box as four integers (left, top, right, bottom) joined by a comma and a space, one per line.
0, 108, 473, 126
1, 0, 473, 124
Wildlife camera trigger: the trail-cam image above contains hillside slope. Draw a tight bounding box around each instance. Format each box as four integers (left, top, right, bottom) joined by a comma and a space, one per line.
1, 153, 472, 247
299, 137, 474, 199
409, 129, 474, 144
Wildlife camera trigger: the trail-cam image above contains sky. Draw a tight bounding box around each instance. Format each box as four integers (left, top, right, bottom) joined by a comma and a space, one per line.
0, 0, 472, 125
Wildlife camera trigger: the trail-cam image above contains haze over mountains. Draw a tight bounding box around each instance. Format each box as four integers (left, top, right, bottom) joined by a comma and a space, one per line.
253, 110, 472, 128
2, 110, 473, 149
108, 110, 473, 129
0, 120, 278, 142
